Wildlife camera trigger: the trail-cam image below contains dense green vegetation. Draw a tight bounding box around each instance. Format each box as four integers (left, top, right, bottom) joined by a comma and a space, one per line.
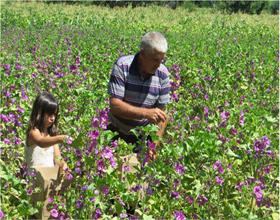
0, 2, 278, 219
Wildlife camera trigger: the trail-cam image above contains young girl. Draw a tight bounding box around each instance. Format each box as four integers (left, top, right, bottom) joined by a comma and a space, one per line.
25, 91, 71, 220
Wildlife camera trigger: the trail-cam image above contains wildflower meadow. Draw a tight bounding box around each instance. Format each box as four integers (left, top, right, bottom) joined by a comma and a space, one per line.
0, 2, 279, 219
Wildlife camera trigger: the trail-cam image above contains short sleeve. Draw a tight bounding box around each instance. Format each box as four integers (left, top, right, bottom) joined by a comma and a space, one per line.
108, 64, 125, 99
156, 74, 171, 108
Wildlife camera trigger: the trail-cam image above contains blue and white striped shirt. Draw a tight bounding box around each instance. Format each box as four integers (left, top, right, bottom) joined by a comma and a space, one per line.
108, 53, 171, 134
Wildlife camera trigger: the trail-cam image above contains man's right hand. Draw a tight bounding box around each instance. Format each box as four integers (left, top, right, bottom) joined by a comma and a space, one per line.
144, 108, 167, 124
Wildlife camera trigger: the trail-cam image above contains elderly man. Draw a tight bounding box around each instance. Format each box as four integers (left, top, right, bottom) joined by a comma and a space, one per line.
107, 32, 171, 157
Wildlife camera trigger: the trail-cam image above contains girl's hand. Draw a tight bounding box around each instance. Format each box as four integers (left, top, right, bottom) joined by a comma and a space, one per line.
59, 161, 69, 175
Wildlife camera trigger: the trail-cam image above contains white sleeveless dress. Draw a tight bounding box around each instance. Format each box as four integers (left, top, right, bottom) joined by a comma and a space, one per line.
25, 145, 55, 167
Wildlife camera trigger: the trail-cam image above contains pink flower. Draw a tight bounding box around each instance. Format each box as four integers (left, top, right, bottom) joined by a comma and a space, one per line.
65, 136, 73, 145
174, 211, 186, 220
0, 210, 5, 219
50, 208, 59, 218
66, 172, 73, 181
215, 176, 224, 185
147, 140, 156, 151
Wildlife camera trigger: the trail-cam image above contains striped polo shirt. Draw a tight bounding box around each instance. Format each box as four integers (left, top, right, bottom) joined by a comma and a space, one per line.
108, 53, 171, 135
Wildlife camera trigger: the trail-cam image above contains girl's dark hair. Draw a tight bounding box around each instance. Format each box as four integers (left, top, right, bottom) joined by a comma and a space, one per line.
26, 92, 59, 139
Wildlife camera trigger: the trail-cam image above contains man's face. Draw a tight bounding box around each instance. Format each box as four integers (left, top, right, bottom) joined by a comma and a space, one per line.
140, 49, 165, 75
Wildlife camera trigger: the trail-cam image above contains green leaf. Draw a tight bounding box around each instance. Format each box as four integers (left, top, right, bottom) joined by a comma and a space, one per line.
143, 214, 155, 220
227, 149, 240, 158
265, 115, 277, 123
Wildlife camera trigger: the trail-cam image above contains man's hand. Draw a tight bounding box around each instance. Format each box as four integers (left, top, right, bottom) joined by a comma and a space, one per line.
144, 108, 167, 124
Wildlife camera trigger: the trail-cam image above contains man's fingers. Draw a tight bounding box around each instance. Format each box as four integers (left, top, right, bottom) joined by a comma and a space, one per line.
157, 110, 166, 122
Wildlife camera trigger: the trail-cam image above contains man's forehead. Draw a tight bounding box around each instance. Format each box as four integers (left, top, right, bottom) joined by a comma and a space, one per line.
146, 49, 165, 57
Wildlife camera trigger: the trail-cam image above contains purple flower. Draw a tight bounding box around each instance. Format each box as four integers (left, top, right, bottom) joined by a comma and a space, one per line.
4, 90, 11, 97
94, 208, 102, 219
50, 208, 59, 218
147, 140, 156, 151
171, 191, 180, 199
48, 197, 54, 203
15, 137, 21, 145
15, 63, 23, 71
76, 56, 81, 65
239, 111, 245, 126
75, 167, 82, 174
89, 197, 96, 202
131, 185, 142, 192
120, 213, 128, 219
97, 159, 105, 172
91, 117, 99, 128
102, 186, 109, 196
109, 157, 117, 168
0, 210, 4, 219
65, 172, 73, 181
21, 87, 28, 100
173, 211, 186, 220
215, 176, 224, 185
204, 93, 209, 100
111, 140, 118, 148
204, 76, 212, 81
253, 185, 263, 206
220, 111, 230, 122
89, 130, 99, 140
101, 147, 113, 159
261, 136, 270, 147
26, 188, 33, 195
229, 127, 237, 136
65, 136, 73, 145
0, 114, 9, 123
81, 185, 88, 191
263, 165, 273, 174
172, 64, 181, 73
122, 165, 130, 172
171, 93, 179, 102
3, 64, 11, 75
192, 213, 199, 219
54, 71, 64, 78
146, 187, 154, 195
17, 106, 24, 114
213, 160, 224, 173
76, 199, 83, 208
173, 179, 180, 188
175, 163, 185, 174
213, 160, 222, 169
235, 182, 244, 191
253, 136, 270, 154
186, 196, 194, 204
69, 64, 78, 72
3, 138, 11, 145
31, 72, 37, 78
197, 195, 208, 206
204, 107, 209, 118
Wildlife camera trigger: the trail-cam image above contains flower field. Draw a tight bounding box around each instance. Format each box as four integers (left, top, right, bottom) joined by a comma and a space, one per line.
0, 2, 279, 219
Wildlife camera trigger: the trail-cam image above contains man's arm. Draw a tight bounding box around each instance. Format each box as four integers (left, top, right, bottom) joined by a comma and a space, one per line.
110, 97, 167, 124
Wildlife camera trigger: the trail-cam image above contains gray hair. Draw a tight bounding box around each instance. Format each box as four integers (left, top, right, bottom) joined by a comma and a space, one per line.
140, 32, 168, 54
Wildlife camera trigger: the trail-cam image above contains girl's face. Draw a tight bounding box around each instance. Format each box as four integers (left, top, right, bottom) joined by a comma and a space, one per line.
43, 113, 56, 129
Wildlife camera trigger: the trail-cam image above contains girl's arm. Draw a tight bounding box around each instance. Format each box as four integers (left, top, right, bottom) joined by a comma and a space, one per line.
54, 144, 67, 171
28, 128, 66, 148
